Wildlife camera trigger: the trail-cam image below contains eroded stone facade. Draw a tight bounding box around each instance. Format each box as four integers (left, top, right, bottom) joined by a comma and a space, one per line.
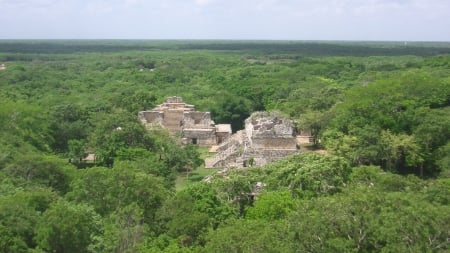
139, 96, 232, 145
205, 111, 300, 168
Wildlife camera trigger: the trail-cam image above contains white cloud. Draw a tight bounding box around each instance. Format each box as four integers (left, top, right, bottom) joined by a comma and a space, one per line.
0, 0, 449, 40
124, 0, 141, 5
194, 0, 214, 6
83, 1, 114, 15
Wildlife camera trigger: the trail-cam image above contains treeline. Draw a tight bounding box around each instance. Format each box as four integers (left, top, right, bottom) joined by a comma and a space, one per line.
1, 40, 450, 56
0, 40, 163, 54
181, 40, 450, 56
0, 41, 449, 252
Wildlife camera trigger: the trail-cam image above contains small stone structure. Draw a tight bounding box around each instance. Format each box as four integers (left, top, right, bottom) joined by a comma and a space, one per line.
205, 111, 299, 168
297, 129, 314, 144
139, 96, 232, 145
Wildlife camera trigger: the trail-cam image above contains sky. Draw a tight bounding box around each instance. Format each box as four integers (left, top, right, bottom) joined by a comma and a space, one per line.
0, 0, 449, 41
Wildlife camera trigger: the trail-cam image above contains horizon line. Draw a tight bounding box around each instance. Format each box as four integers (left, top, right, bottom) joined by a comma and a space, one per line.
0, 39, 449, 43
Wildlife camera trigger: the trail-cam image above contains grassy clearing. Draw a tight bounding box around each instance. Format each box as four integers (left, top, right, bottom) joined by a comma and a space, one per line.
175, 146, 220, 191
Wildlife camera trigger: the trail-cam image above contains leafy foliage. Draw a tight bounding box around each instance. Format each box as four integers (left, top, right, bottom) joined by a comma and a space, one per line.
67, 166, 168, 224
264, 153, 351, 197
0, 41, 449, 252
34, 200, 101, 253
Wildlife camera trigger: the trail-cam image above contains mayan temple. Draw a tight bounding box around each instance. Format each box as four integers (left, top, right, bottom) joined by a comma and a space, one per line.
205, 111, 300, 168
138, 96, 232, 145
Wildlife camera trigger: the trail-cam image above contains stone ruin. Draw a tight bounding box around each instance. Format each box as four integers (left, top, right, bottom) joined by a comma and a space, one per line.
205, 111, 300, 168
138, 96, 232, 145
139, 98, 303, 168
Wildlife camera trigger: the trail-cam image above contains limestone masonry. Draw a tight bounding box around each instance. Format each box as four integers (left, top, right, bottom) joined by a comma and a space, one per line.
138, 96, 232, 145
139, 97, 301, 168
205, 111, 300, 168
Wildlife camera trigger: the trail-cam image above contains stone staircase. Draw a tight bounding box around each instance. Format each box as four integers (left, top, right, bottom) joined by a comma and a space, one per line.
205, 131, 245, 168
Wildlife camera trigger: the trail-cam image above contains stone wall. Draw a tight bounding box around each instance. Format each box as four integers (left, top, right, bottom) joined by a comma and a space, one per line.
183, 111, 213, 128
245, 112, 295, 139
241, 149, 299, 167
206, 111, 300, 168
215, 131, 231, 144
139, 96, 231, 146
163, 110, 185, 132
182, 128, 217, 145
165, 96, 184, 103
251, 137, 297, 150
139, 111, 163, 124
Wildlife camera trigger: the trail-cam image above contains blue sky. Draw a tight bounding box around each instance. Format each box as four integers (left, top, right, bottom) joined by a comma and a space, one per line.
1, 0, 449, 41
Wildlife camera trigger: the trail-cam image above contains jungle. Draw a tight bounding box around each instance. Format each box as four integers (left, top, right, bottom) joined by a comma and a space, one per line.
0, 40, 449, 252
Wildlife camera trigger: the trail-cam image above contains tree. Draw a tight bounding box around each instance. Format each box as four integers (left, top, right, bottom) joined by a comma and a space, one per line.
0, 190, 56, 252
3, 154, 75, 194
380, 130, 424, 176
349, 166, 425, 192
49, 103, 90, 153
0, 100, 53, 152
90, 203, 149, 253
425, 178, 450, 205
436, 142, 450, 178
67, 166, 168, 225
0, 223, 29, 253
88, 110, 148, 167
210, 94, 253, 131
297, 110, 330, 146
157, 183, 235, 246
287, 187, 450, 252
179, 144, 203, 175
67, 139, 86, 164
147, 130, 202, 174
322, 125, 385, 167
35, 200, 101, 253
264, 153, 351, 197
203, 219, 293, 253
413, 107, 450, 176
210, 168, 264, 216
245, 190, 296, 221
119, 90, 157, 113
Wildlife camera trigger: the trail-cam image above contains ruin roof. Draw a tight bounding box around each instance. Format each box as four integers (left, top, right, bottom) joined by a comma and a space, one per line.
150, 96, 195, 112
215, 124, 232, 133
165, 96, 184, 103
246, 111, 295, 138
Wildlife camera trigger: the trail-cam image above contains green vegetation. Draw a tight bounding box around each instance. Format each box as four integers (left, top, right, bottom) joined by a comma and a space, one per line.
176, 147, 219, 191
0, 40, 449, 252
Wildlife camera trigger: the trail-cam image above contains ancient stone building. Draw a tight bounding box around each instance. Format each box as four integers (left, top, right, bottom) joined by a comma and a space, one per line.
138, 96, 232, 145
205, 111, 299, 168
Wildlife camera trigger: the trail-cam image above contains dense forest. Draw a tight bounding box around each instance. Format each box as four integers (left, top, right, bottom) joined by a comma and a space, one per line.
0, 40, 449, 252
